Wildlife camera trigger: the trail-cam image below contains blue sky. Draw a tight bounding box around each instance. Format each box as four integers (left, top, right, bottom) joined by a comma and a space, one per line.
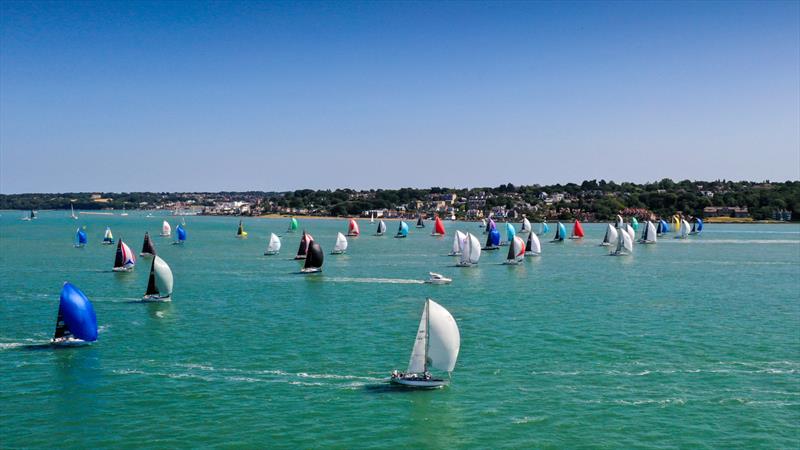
1, 0, 798, 193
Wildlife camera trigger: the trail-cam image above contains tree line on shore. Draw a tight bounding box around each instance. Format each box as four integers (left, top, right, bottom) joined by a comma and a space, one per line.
1, 179, 798, 221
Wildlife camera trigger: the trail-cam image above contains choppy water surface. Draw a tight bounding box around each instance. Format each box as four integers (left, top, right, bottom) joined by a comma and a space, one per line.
1, 212, 798, 448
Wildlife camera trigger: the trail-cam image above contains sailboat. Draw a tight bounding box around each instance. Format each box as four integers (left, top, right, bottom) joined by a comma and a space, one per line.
301, 241, 324, 273
51, 282, 98, 346
375, 220, 387, 236
480, 218, 487, 229
538, 221, 550, 236
631, 217, 639, 231
120, 204, 129, 217
288, 217, 299, 232
551, 222, 567, 242
672, 215, 682, 234
570, 219, 585, 240
457, 233, 482, 266
236, 220, 248, 238
140, 231, 156, 256
624, 224, 636, 243
416, 216, 425, 228
370, 213, 375, 223
503, 236, 526, 265
347, 219, 360, 237
395, 221, 409, 238
390, 298, 460, 388
525, 230, 541, 256
295, 230, 313, 259
70, 204, 78, 220
616, 214, 624, 229
112, 239, 136, 272
611, 226, 633, 256
102, 227, 115, 245
639, 220, 657, 244
74, 227, 88, 248
503, 222, 516, 245
142, 256, 174, 301
689, 218, 703, 235
264, 233, 281, 255
449, 230, 467, 256
431, 216, 446, 236
483, 226, 501, 250
520, 217, 532, 233
160, 220, 172, 237
173, 224, 186, 245
331, 232, 348, 254
658, 219, 670, 235
675, 219, 690, 239
484, 218, 496, 235
30, 209, 37, 220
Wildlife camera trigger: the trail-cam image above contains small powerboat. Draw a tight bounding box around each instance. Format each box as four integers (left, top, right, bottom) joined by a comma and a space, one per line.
425, 272, 452, 284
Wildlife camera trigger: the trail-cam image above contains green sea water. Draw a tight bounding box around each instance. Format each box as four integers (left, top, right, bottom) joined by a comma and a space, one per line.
1, 212, 798, 448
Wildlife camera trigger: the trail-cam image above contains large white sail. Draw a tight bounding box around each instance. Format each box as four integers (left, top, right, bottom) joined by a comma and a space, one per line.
680, 219, 690, 238
427, 299, 460, 373
467, 233, 481, 264
332, 232, 348, 253
625, 224, 636, 242
266, 233, 281, 253
521, 218, 531, 233
153, 256, 174, 296
526, 231, 541, 255
451, 230, 466, 255
162, 220, 172, 236
407, 301, 428, 373
603, 224, 618, 245
642, 221, 657, 243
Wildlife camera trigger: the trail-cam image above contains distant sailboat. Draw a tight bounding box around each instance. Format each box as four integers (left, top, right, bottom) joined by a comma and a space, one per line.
432, 216, 446, 236
480, 218, 487, 229
29, 209, 37, 220
295, 231, 313, 259
525, 230, 541, 256
624, 224, 636, 243
173, 224, 186, 245
672, 215, 681, 234
616, 215, 624, 229
142, 256, 173, 301
161, 220, 172, 237
51, 282, 98, 346
449, 230, 467, 256
102, 227, 115, 245
484, 218, 496, 235
236, 220, 248, 238
74, 227, 88, 248
113, 239, 136, 272
375, 220, 387, 236
658, 219, 670, 235
504, 236, 526, 265
370, 213, 375, 223
551, 222, 567, 242
140, 231, 156, 256
288, 217, 299, 232
611, 227, 633, 256
689, 218, 703, 235
301, 241, 324, 273
457, 233, 482, 266
631, 217, 639, 231
120, 204, 128, 217
416, 216, 425, 228
390, 298, 460, 388
70, 204, 78, 220
331, 232, 348, 254
675, 219, 690, 239
503, 222, 516, 245
538, 221, 550, 236
347, 219, 360, 237
639, 220, 657, 244
395, 221, 409, 238
264, 233, 281, 255
520, 217, 532, 233
598, 223, 617, 246
483, 226, 501, 250
570, 220, 584, 239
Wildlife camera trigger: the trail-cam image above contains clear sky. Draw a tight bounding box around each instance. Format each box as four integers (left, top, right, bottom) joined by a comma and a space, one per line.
1, 0, 798, 193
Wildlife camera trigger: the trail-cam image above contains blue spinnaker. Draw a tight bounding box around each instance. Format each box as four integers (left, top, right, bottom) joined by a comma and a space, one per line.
76, 228, 87, 245
399, 221, 409, 236
541, 222, 550, 234
696, 219, 703, 232
660, 219, 670, 232
60, 282, 98, 342
177, 225, 187, 241
558, 222, 567, 239
489, 229, 501, 246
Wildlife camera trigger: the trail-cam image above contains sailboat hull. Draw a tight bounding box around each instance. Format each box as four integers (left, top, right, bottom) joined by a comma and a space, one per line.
50, 337, 91, 347
330, 250, 345, 255
300, 267, 322, 274
390, 375, 448, 388
524, 251, 540, 256
139, 252, 155, 257
102, 241, 114, 245
142, 294, 171, 302
264, 250, 279, 255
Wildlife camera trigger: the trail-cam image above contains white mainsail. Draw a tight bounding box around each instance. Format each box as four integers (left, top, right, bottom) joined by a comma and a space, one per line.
266, 233, 281, 254
521, 218, 531, 233
332, 232, 348, 253
625, 224, 636, 242
161, 220, 172, 236
602, 224, 618, 246
459, 232, 481, 265
526, 231, 541, 255
153, 255, 174, 296
406, 299, 460, 374
407, 302, 428, 373
642, 221, 657, 243
679, 219, 690, 238
451, 230, 467, 255
614, 227, 634, 255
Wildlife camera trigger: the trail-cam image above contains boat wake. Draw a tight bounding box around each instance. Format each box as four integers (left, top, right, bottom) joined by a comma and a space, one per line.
323, 277, 425, 285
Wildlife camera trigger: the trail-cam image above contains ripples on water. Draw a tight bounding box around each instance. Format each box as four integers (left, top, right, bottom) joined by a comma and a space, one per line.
1, 214, 798, 447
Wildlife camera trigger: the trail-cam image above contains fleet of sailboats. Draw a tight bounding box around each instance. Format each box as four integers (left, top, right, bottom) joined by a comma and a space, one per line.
390, 298, 460, 388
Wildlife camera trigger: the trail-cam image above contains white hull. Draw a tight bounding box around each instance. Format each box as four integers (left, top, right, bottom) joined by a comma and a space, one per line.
264, 251, 279, 255
599, 242, 611, 246
346, 233, 359, 237
638, 240, 657, 244
448, 252, 461, 256
375, 233, 384, 236
524, 251, 540, 256
102, 241, 114, 245
139, 252, 155, 257
294, 255, 306, 260
330, 250, 345, 255
455, 262, 474, 267
142, 294, 171, 302
569, 236, 582, 240
112, 266, 134, 272
300, 268, 322, 274
51, 337, 90, 347
394, 235, 407, 239
390, 375, 448, 389
160, 233, 171, 237
171, 241, 185, 245
610, 252, 631, 257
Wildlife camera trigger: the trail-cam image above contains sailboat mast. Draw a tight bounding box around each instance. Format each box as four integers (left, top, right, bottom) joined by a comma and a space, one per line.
424, 298, 430, 374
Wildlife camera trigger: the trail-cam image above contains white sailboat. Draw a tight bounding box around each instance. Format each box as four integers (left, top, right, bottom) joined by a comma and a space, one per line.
624, 223, 636, 243
456, 233, 481, 267
520, 217, 531, 233
375, 220, 387, 236
142, 256, 174, 301
70, 204, 78, 220
390, 298, 460, 388
331, 232, 348, 254
503, 236, 526, 265
639, 221, 657, 244
611, 227, 633, 256
264, 233, 281, 255
524, 231, 541, 256
675, 219, 690, 239
160, 220, 172, 237
449, 230, 467, 256
370, 212, 375, 223
600, 224, 618, 247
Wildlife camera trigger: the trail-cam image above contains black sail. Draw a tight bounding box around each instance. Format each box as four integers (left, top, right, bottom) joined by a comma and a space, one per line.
304, 242, 324, 270
506, 240, 516, 259
485, 231, 493, 248
526, 232, 533, 252
114, 240, 125, 268
145, 258, 159, 296
141, 232, 156, 255
296, 231, 309, 258
52, 302, 71, 340
237, 220, 244, 235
